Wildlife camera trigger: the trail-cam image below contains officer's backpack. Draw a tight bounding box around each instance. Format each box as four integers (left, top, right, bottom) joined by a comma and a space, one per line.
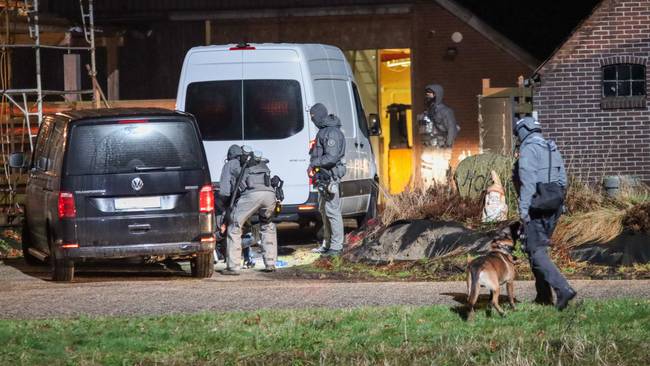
241, 161, 271, 191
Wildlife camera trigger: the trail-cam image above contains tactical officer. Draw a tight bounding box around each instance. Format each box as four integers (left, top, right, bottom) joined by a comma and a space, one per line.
219, 145, 278, 275
309, 103, 346, 257
418, 84, 460, 148
514, 117, 576, 310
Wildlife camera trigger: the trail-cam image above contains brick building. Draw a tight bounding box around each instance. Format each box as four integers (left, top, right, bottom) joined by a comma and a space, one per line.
534, 0, 650, 181
40, 0, 536, 189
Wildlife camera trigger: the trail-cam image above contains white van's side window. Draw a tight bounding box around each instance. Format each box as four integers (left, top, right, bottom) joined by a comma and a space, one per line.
312, 79, 356, 138
186, 79, 303, 141
352, 83, 370, 139
186, 80, 243, 140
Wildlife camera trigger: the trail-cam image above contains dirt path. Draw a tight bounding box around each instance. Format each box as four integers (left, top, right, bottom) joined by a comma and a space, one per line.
2, 260, 649, 320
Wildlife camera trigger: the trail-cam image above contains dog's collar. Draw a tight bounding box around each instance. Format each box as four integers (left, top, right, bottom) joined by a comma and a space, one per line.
494, 243, 514, 253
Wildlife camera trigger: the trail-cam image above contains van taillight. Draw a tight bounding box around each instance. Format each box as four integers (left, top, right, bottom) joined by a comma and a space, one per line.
58, 192, 76, 219
229, 43, 256, 50
308, 167, 316, 186
199, 185, 214, 213
309, 139, 316, 151
118, 119, 148, 124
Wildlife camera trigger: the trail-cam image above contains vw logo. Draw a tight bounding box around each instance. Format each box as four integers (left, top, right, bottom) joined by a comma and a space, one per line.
131, 177, 144, 191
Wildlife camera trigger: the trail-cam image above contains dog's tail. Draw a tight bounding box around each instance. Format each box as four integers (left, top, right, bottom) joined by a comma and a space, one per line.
467, 263, 481, 307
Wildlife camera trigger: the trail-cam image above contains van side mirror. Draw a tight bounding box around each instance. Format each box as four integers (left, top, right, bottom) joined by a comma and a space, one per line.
368, 114, 381, 136
8, 152, 27, 169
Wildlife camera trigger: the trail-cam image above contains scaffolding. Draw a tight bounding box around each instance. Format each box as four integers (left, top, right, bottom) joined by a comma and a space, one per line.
0, 0, 99, 225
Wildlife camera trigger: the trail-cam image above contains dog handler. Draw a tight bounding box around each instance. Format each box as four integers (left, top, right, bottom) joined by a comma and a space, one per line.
309, 103, 346, 257
513, 117, 577, 310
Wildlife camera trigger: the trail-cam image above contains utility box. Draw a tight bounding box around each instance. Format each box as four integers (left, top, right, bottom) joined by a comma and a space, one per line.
478, 77, 533, 155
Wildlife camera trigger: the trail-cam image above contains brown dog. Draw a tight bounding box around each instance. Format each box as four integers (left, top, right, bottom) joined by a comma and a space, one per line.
466, 223, 520, 318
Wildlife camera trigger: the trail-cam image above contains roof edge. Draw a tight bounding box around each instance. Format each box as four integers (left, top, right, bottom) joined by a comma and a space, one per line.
434, 0, 539, 70
534, 0, 608, 75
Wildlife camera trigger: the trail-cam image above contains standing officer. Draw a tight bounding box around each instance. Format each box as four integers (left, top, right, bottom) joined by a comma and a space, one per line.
514, 117, 576, 310
419, 84, 460, 148
309, 103, 346, 257
219, 145, 278, 274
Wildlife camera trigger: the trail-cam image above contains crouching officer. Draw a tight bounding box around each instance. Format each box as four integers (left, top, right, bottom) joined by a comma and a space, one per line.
219, 145, 278, 275
513, 117, 576, 310
309, 103, 346, 257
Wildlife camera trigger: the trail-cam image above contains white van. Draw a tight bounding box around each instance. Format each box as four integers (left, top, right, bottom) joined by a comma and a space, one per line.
175, 43, 379, 226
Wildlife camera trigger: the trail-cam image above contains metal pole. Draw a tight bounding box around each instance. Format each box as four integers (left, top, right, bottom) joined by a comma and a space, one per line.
33, 0, 43, 125
88, 0, 99, 108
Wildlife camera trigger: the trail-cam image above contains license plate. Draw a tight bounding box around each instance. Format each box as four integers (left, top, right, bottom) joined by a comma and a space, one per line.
114, 196, 161, 210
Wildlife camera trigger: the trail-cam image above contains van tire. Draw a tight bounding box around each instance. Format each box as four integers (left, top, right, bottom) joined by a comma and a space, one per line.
356, 187, 378, 229
50, 252, 74, 282
21, 220, 42, 266
191, 252, 214, 278
49, 230, 74, 282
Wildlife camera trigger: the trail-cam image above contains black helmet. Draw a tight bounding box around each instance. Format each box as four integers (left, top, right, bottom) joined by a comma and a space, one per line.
513, 117, 541, 142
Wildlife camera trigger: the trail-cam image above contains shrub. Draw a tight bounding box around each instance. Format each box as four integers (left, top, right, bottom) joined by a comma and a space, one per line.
379, 183, 482, 226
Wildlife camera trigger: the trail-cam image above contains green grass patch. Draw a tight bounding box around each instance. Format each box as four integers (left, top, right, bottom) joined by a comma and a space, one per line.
1, 299, 649, 365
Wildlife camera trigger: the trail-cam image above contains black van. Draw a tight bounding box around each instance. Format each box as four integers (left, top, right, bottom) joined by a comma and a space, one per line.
12, 108, 215, 281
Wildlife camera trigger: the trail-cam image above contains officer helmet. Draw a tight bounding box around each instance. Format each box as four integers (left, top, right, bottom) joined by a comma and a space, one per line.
513, 116, 541, 142
227, 144, 243, 160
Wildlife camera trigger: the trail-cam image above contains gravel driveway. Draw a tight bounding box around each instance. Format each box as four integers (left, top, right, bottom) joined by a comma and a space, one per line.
1, 259, 649, 320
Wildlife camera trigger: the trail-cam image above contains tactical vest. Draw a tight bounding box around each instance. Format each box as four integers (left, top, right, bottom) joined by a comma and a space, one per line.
241, 161, 271, 192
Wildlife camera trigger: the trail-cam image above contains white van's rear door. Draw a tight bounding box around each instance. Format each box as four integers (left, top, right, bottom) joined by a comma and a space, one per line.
241, 49, 310, 205
179, 49, 243, 187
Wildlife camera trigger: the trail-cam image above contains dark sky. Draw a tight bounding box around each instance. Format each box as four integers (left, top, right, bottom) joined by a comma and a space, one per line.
455, 0, 603, 60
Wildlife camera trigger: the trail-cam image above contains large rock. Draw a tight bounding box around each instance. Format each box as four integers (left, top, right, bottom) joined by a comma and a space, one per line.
454, 153, 515, 199
570, 231, 650, 266
345, 220, 495, 263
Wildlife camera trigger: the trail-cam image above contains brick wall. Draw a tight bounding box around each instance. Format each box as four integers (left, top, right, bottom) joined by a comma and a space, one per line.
535, 0, 650, 181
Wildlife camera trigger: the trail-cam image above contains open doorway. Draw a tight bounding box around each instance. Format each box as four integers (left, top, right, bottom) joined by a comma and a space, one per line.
346, 48, 413, 194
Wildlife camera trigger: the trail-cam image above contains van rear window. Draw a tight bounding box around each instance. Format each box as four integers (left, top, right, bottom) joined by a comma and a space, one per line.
185, 80, 303, 140
66, 121, 203, 175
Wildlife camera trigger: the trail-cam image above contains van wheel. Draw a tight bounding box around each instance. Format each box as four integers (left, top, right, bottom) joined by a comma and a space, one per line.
191, 252, 214, 278
48, 231, 74, 282
50, 251, 74, 282
356, 187, 378, 229
21, 220, 42, 266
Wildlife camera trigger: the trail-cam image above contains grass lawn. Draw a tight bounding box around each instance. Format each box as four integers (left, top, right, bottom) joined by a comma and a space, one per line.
1, 299, 649, 365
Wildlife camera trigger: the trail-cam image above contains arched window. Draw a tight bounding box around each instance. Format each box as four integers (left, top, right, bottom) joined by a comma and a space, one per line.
600, 57, 647, 109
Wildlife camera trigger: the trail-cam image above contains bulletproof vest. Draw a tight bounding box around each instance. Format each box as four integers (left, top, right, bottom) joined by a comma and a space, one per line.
242, 161, 271, 191
427, 105, 448, 134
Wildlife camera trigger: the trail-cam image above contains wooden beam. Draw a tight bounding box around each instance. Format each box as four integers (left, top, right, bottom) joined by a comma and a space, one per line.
12, 32, 69, 46
63, 53, 81, 102
10, 34, 124, 48
0, 1, 27, 8
204, 20, 211, 45
106, 37, 119, 100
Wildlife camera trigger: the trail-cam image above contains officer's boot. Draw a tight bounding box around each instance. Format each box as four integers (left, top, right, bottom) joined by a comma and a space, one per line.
555, 286, 577, 311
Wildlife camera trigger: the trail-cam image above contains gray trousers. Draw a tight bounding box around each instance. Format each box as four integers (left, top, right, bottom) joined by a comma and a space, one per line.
318, 182, 344, 251
227, 190, 277, 271
524, 207, 571, 300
